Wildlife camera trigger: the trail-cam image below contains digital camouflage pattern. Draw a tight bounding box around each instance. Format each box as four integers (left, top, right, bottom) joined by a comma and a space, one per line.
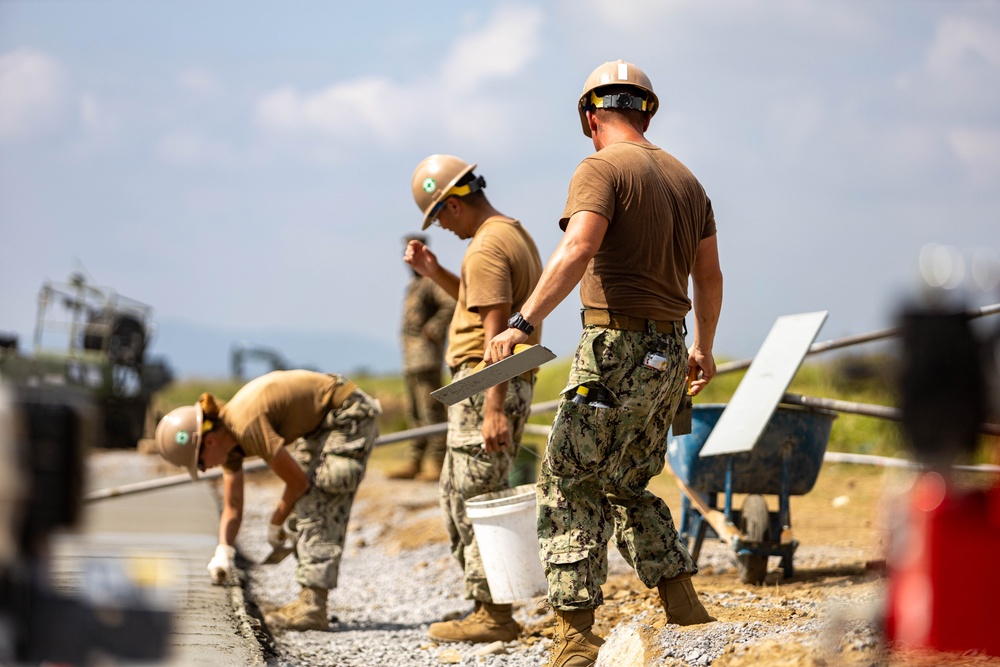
537, 324, 697, 609
440, 367, 533, 601
401, 274, 454, 467
288, 389, 381, 590
402, 367, 447, 466
401, 275, 455, 373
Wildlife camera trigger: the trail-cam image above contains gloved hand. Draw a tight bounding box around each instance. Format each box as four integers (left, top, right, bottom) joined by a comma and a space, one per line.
207, 544, 236, 585
267, 522, 287, 549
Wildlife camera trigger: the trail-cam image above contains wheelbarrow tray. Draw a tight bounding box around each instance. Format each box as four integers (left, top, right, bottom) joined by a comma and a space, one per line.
667, 404, 836, 497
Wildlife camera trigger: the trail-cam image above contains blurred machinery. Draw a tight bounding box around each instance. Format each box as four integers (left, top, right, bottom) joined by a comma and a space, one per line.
0, 272, 173, 449
0, 382, 172, 663
884, 249, 1000, 656
230, 341, 288, 381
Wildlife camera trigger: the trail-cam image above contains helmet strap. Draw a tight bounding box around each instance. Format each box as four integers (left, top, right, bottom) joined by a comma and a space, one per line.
448, 174, 486, 198
587, 90, 648, 112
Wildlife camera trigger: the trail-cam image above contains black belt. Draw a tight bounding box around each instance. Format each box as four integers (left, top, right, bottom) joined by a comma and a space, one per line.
582, 309, 684, 335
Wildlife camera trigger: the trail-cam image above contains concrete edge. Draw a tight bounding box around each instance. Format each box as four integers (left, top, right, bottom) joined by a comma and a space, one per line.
229, 570, 269, 666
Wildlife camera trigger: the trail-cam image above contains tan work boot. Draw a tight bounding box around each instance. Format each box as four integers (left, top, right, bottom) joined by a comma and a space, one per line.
657, 573, 716, 626
545, 607, 604, 667
428, 601, 520, 643
416, 459, 444, 482
387, 460, 421, 480
264, 586, 329, 631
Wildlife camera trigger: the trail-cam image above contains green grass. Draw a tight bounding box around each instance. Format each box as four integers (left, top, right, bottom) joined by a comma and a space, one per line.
154, 352, 993, 460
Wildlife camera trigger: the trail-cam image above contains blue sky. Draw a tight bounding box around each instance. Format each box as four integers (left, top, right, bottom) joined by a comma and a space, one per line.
1, 0, 998, 378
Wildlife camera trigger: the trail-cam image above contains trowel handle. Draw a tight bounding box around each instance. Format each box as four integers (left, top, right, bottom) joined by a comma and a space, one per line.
685, 366, 698, 396
473, 344, 534, 372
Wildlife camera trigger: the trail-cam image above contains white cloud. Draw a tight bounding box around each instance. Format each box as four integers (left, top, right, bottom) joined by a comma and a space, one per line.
255, 76, 416, 144
0, 48, 69, 140
440, 5, 544, 93
927, 16, 1000, 77
252, 4, 545, 158
923, 15, 1000, 113
947, 126, 1000, 187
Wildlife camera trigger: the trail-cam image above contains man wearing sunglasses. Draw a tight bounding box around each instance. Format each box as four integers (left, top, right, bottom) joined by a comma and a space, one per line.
404, 155, 543, 644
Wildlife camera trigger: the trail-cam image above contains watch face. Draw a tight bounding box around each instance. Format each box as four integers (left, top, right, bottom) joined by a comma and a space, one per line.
508, 313, 532, 334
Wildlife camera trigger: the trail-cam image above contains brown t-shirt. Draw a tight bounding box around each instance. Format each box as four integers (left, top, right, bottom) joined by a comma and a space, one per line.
446, 216, 543, 368
560, 141, 717, 321
220, 370, 357, 472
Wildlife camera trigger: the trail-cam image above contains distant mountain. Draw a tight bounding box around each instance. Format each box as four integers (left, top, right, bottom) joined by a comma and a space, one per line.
151, 318, 402, 380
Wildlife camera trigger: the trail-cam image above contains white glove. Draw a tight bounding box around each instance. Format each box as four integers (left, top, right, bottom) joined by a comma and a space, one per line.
207, 544, 236, 585
267, 522, 287, 549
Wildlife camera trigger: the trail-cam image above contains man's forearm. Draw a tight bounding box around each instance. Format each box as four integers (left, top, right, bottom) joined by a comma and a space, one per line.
429, 266, 461, 300
692, 271, 722, 353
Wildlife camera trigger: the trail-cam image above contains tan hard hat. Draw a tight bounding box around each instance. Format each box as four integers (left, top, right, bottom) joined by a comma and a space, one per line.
577, 60, 659, 137
154, 404, 203, 480
411, 154, 482, 230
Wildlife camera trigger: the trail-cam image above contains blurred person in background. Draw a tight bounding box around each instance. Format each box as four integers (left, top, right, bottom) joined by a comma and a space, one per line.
390, 233, 456, 482
154, 369, 381, 632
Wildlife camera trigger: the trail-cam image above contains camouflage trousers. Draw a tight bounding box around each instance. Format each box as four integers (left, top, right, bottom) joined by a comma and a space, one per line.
537, 324, 697, 610
288, 389, 381, 590
440, 366, 533, 602
402, 368, 447, 466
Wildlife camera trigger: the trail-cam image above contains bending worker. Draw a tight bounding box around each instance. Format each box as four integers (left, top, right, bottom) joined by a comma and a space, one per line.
486, 59, 723, 666
406, 154, 543, 644
154, 369, 381, 632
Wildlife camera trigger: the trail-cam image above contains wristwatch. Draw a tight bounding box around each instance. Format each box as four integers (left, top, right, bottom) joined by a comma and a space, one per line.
507, 312, 535, 336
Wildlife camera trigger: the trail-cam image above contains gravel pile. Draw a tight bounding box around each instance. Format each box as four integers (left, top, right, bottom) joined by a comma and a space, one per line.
232, 471, 884, 667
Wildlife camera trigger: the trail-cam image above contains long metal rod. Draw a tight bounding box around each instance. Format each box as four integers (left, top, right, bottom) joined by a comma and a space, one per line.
84, 401, 564, 503
716, 302, 1000, 375
85, 304, 1000, 503
781, 392, 1000, 436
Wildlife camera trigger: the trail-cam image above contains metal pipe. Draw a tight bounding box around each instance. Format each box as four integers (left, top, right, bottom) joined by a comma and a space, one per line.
716, 302, 1000, 375
780, 392, 1000, 436
85, 401, 564, 503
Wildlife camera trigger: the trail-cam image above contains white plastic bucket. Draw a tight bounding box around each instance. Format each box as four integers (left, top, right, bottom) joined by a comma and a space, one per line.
466, 483, 547, 603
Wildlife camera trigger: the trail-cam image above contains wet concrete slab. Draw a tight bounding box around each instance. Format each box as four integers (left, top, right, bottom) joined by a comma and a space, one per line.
44, 453, 264, 666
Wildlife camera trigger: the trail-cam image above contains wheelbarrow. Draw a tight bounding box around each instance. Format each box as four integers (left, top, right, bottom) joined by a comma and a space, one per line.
666, 403, 836, 584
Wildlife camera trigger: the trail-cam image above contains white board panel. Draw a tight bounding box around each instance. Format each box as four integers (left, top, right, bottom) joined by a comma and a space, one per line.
699, 311, 828, 457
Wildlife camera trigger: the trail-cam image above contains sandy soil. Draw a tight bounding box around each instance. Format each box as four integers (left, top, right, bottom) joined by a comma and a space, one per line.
347, 446, 1000, 667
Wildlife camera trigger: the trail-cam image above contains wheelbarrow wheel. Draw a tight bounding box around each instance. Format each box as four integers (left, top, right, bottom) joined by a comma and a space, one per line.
737, 494, 770, 585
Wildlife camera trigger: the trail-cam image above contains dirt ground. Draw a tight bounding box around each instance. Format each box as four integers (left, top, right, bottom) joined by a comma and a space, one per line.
359, 443, 1000, 667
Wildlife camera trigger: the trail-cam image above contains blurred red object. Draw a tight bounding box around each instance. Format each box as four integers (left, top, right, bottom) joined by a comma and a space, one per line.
884, 472, 1000, 656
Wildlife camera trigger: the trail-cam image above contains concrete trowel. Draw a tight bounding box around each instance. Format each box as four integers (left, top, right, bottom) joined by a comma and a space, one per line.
260, 546, 294, 565
431, 344, 556, 406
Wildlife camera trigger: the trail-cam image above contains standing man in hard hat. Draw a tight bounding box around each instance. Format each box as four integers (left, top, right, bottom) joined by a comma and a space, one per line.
486, 60, 723, 665
153, 370, 381, 632
405, 155, 543, 644
390, 233, 456, 482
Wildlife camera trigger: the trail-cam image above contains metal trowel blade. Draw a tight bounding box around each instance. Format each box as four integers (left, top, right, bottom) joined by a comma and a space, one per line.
261, 546, 294, 565
431, 344, 556, 406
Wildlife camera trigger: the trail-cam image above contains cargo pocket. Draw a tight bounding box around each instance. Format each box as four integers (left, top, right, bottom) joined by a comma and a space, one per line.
544, 546, 599, 607
313, 455, 365, 494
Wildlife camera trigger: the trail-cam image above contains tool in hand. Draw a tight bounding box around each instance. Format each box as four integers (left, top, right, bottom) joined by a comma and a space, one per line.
672, 368, 695, 436
431, 344, 556, 406
260, 545, 294, 565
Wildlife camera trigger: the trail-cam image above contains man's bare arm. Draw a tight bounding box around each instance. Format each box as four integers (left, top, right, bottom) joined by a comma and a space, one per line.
688, 234, 723, 395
